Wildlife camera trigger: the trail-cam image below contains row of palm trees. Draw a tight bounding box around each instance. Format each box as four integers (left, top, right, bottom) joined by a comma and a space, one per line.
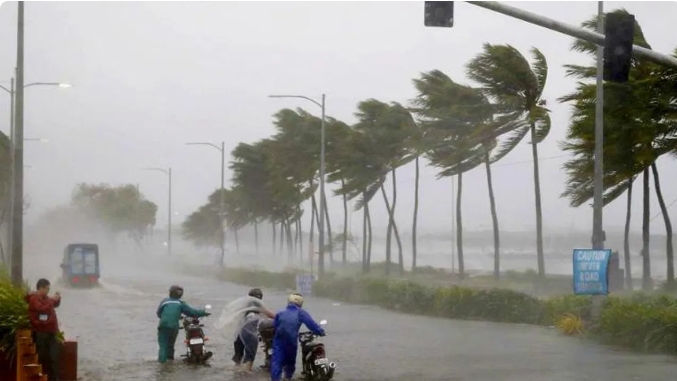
182, 10, 677, 289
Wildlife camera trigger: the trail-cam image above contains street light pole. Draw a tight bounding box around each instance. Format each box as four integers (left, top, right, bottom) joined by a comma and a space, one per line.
318, 94, 326, 278
11, 1, 24, 286
185, 141, 226, 266
1, 71, 69, 277
268, 93, 327, 278
142, 167, 172, 256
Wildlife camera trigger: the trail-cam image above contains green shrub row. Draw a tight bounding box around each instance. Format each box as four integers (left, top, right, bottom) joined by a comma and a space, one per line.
220, 267, 677, 355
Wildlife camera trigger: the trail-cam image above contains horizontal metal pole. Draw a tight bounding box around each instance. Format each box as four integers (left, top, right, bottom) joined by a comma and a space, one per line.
466, 1, 677, 69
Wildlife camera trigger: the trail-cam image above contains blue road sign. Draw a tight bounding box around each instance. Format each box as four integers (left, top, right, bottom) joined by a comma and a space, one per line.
572, 248, 611, 295
296, 274, 313, 296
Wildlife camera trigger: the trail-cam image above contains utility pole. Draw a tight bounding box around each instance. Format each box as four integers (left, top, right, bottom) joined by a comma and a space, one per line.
7, 76, 14, 269
591, 1, 606, 317
592, 1, 604, 252
11, 1, 24, 286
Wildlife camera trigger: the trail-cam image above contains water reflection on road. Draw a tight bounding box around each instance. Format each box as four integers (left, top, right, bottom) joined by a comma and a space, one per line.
54, 267, 677, 381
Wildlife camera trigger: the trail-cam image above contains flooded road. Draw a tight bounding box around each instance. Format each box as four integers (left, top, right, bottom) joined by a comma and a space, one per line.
51, 263, 677, 381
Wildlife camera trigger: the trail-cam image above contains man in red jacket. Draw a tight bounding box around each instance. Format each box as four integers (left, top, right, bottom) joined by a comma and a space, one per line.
27, 278, 61, 381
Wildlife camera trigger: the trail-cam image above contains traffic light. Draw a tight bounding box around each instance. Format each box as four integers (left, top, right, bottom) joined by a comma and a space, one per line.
603, 12, 635, 83
424, 1, 454, 28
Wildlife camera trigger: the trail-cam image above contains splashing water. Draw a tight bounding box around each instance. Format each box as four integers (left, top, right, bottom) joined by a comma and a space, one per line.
213, 296, 267, 341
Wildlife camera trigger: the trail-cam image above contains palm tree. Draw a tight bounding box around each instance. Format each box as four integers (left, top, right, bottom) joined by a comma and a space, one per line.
466, 44, 551, 280
560, 9, 677, 290
352, 99, 414, 275
412, 70, 492, 278
325, 117, 355, 266
402, 117, 425, 271
332, 125, 385, 274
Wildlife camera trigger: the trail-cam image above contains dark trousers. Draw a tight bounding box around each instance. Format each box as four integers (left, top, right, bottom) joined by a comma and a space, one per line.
232, 336, 245, 364
157, 327, 179, 363
34, 332, 60, 381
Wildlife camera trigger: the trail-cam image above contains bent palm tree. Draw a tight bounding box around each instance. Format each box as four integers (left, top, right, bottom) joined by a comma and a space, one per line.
466, 44, 551, 280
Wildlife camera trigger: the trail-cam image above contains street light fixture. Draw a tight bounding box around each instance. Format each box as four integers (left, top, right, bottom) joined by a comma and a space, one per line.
185, 141, 226, 266
141, 167, 172, 256
268, 93, 327, 279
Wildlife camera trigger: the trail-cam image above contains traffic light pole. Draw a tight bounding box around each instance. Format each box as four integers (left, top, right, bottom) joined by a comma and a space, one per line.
466, 1, 677, 69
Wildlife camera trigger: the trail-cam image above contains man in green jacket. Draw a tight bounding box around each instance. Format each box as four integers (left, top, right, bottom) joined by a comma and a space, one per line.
156, 285, 210, 363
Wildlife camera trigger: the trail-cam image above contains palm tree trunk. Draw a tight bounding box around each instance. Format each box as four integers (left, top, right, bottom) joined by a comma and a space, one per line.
254, 220, 259, 255
651, 163, 674, 289
310, 195, 317, 256
272, 221, 277, 256
366, 201, 373, 272
313, 195, 321, 232
642, 167, 652, 291
381, 184, 394, 276
412, 156, 420, 271
279, 221, 285, 255
456, 171, 465, 278
285, 219, 294, 262
341, 178, 348, 266
530, 124, 546, 279
297, 218, 304, 264
362, 191, 368, 273
293, 218, 299, 262
322, 192, 334, 265
234, 228, 240, 255
391, 168, 404, 275
484, 151, 500, 280
623, 178, 633, 290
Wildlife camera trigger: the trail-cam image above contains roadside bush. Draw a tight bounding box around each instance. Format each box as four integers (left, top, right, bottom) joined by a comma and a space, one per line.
218, 267, 677, 355
219, 267, 299, 291
0, 265, 30, 360
596, 295, 677, 353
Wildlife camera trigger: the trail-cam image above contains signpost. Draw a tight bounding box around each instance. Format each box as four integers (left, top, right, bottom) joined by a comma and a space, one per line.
296, 274, 313, 296
572, 248, 611, 295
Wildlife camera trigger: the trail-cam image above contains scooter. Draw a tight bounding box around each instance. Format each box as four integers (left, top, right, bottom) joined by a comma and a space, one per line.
299, 320, 336, 381
180, 304, 213, 365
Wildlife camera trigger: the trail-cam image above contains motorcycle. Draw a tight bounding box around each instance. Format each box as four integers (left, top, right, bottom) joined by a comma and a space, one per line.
257, 318, 275, 371
180, 304, 214, 365
257, 318, 336, 380
299, 320, 336, 381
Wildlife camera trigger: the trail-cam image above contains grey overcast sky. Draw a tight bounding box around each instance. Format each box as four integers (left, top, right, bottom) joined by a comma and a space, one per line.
0, 1, 675, 234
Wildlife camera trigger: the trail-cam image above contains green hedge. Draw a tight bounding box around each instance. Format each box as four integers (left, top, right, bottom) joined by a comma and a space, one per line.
220, 267, 677, 355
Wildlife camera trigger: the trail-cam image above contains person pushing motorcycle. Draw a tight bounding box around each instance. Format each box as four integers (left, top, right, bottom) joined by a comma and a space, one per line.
156, 285, 210, 363
232, 288, 276, 371
270, 293, 325, 381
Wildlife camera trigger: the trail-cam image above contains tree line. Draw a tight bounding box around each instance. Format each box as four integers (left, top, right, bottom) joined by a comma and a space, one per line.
181, 10, 677, 289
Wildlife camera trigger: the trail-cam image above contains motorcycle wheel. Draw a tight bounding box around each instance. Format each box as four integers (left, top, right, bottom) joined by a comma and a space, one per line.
190, 344, 205, 364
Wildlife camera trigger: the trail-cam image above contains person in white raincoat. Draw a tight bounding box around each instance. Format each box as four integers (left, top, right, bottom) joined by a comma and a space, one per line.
232, 288, 275, 371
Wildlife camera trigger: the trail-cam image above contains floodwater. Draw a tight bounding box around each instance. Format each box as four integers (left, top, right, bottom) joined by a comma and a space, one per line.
51, 262, 677, 381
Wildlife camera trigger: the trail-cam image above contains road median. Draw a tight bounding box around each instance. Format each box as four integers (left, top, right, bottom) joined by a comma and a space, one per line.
216, 265, 677, 356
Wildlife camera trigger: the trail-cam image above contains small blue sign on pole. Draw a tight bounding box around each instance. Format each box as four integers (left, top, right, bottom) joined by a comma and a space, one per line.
296, 274, 313, 296
572, 248, 611, 295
